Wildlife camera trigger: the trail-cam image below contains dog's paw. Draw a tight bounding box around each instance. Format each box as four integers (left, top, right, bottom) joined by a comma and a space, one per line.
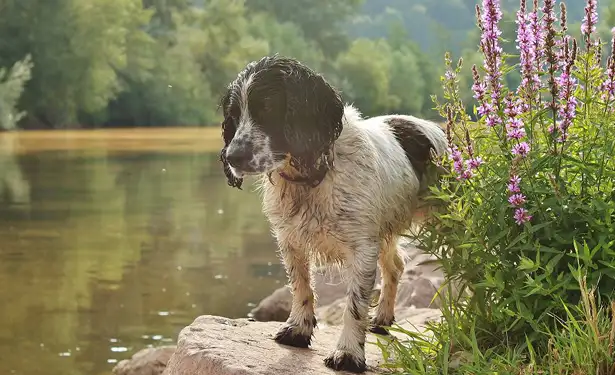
324, 349, 367, 373
368, 318, 393, 336
273, 320, 315, 348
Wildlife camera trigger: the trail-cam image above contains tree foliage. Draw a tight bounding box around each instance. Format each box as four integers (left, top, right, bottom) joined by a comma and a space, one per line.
0, 0, 603, 129
0, 55, 32, 130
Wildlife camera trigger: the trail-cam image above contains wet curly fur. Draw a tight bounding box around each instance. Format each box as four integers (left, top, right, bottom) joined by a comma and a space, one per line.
218, 55, 447, 373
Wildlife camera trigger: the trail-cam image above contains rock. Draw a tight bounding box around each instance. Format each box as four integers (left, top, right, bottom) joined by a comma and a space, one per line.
249, 287, 292, 322
162, 314, 441, 375
249, 267, 347, 322
395, 276, 441, 309
316, 296, 442, 328
251, 238, 445, 323
113, 346, 176, 375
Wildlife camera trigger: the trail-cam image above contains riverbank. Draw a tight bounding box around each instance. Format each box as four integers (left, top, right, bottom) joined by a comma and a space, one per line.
112, 238, 446, 374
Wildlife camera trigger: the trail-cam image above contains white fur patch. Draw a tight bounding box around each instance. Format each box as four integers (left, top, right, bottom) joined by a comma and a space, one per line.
225, 75, 285, 178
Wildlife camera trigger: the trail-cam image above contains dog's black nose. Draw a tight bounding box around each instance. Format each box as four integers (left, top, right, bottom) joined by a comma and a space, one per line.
225, 147, 250, 168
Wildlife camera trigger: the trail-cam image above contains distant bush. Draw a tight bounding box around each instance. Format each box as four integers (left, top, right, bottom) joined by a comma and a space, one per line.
0, 55, 33, 130
375, 0, 615, 373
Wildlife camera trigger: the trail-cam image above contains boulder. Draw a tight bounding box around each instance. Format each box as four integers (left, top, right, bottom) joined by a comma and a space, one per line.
113, 346, 176, 375
249, 286, 293, 322
317, 297, 442, 327
249, 267, 347, 322
250, 239, 445, 323
162, 313, 441, 375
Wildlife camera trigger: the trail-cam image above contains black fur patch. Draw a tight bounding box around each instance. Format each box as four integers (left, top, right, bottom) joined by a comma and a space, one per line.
349, 290, 362, 320
386, 117, 436, 177
218, 55, 344, 189
324, 352, 367, 373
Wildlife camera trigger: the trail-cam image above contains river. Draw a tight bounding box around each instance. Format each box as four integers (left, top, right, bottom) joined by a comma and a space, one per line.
0, 128, 283, 375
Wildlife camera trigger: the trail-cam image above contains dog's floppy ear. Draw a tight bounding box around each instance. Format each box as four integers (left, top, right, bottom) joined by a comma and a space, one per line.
218, 89, 243, 189
277, 58, 344, 174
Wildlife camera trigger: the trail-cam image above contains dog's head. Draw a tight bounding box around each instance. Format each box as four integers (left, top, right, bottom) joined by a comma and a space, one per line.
218, 55, 344, 189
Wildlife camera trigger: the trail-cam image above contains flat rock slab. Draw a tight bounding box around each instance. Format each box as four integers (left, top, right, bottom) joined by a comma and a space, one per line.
161, 314, 440, 375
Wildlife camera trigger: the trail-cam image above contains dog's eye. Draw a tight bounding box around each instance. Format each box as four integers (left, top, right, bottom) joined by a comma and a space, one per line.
249, 91, 285, 126
264, 95, 285, 112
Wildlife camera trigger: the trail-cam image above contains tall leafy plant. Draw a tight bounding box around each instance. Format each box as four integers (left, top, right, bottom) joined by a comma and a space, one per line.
415, 0, 615, 350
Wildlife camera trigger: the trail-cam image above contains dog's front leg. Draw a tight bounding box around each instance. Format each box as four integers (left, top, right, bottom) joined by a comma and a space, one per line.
273, 240, 317, 348
324, 239, 378, 373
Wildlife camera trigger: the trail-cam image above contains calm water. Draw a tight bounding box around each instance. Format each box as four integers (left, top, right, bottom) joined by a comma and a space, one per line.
0, 130, 284, 375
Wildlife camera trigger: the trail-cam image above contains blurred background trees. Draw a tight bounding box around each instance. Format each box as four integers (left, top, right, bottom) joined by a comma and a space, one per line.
0, 0, 594, 129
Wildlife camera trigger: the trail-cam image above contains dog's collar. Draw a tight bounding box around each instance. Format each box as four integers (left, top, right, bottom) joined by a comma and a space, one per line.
277, 169, 327, 188
275, 151, 333, 188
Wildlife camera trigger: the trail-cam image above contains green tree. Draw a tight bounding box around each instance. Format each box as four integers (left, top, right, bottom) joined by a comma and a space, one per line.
247, 13, 325, 72
0, 0, 153, 128
386, 22, 441, 118
334, 38, 393, 115
193, 0, 269, 98
105, 30, 216, 127
245, 0, 363, 58
143, 0, 192, 32
106, 0, 273, 126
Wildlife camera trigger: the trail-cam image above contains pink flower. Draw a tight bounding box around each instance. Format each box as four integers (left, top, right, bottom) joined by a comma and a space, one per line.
508, 193, 527, 207
454, 160, 464, 173
478, 102, 494, 117
514, 207, 532, 225
457, 169, 474, 180
466, 157, 484, 170
507, 128, 527, 140
512, 142, 531, 157
486, 114, 502, 127
450, 148, 463, 162
506, 117, 526, 140
508, 175, 521, 193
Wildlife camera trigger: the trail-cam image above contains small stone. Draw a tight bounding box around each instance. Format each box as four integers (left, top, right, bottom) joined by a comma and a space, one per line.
112, 346, 176, 375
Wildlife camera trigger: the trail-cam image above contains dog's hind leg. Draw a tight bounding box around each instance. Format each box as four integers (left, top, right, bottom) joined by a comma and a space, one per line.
369, 236, 404, 335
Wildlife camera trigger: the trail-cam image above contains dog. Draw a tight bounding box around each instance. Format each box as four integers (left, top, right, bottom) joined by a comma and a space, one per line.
218, 55, 447, 373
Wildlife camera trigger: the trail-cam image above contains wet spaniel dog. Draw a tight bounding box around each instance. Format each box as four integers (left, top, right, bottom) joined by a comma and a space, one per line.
218, 55, 447, 373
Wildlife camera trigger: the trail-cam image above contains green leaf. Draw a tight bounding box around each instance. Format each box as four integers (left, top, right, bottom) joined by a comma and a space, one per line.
518, 257, 537, 272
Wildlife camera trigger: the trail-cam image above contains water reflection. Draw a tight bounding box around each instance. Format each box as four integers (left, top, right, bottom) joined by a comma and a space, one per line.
0, 132, 282, 375
0, 133, 31, 211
